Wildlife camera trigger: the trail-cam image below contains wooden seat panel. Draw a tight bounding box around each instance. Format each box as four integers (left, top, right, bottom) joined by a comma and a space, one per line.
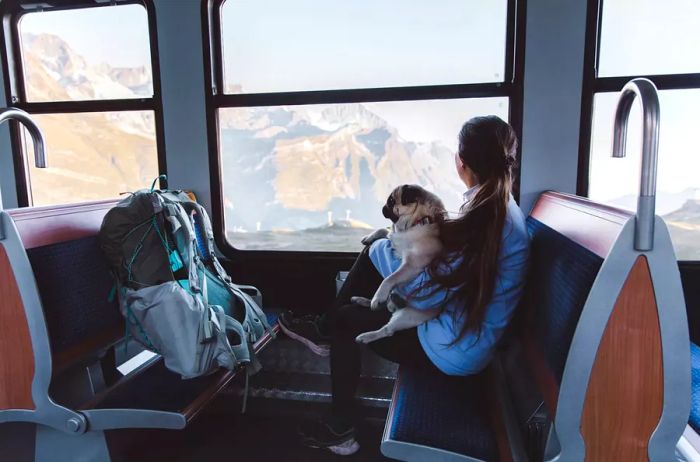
0, 245, 35, 410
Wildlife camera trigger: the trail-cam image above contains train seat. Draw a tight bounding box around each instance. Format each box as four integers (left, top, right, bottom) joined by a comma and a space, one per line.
381, 191, 689, 461
0, 200, 279, 462
690, 343, 700, 433
384, 367, 501, 461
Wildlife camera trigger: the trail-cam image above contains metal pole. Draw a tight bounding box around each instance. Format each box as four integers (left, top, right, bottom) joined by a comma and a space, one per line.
611, 78, 660, 251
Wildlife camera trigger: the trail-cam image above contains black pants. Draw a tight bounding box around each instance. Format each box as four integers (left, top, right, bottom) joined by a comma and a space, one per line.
326, 247, 441, 421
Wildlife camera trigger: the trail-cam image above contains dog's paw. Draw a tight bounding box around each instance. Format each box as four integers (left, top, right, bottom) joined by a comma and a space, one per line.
370, 296, 387, 311
371, 287, 391, 310
351, 296, 372, 307
361, 229, 389, 246
356, 332, 381, 344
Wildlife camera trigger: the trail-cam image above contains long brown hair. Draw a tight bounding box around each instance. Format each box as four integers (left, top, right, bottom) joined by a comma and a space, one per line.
414, 116, 517, 343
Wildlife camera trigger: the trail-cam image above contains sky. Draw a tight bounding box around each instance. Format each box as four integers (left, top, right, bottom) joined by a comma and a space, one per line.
20, 4, 152, 69
221, 0, 509, 148
16, 0, 700, 211
221, 0, 508, 92
588, 0, 700, 212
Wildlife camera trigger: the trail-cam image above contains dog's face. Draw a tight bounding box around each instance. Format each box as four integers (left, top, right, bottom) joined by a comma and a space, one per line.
382, 184, 444, 223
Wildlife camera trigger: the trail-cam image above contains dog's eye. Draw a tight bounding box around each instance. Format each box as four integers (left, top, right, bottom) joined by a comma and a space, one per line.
387, 196, 395, 207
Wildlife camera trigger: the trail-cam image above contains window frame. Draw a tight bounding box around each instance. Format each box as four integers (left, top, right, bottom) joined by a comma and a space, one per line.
0, 0, 167, 207
203, 0, 526, 258
577, 0, 700, 262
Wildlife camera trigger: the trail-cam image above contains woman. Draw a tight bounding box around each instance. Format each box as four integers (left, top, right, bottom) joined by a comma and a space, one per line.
279, 116, 530, 456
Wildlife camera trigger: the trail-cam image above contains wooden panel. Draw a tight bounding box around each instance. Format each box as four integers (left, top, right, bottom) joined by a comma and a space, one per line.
8, 199, 117, 249
0, 246, 35, 410
530, 192, 632, 258
580, 256, 663, 460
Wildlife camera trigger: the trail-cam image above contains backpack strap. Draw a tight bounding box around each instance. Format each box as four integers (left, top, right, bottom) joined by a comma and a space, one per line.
179, 196, 274, 340
229, 283, 273, 340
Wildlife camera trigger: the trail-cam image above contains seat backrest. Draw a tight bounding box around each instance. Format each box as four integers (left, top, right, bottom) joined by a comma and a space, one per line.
522, 217, 603, 385
519, 193, 631, 411
8, 200, 122, 372
501, 191, 634, 460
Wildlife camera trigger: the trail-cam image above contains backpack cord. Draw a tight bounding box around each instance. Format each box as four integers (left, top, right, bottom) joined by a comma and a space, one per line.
123, 289, 160, 354
242, 368, 250, 414
150, 174, 167, 192
122, 216, 171, 354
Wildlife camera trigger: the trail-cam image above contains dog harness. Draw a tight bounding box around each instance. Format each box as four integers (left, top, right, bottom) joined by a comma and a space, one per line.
413, 216, 433, 227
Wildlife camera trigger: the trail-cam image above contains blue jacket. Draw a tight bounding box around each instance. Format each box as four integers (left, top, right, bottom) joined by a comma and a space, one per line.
369, 194, 530, 375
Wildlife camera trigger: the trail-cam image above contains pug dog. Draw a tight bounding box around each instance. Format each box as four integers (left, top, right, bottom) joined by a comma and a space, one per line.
352, 184, 446, 344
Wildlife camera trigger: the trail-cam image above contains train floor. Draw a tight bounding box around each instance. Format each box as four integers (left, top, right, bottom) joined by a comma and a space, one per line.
109, 398, 392, 462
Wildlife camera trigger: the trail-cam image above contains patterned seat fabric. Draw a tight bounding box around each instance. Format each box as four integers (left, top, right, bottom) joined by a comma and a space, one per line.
689, 342, 700, 432
389, 367, 497, 461
522, 218, 604, 383
27, 236, 122, 357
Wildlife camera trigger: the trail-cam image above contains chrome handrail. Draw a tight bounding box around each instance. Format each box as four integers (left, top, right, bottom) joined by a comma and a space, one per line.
611, 78, 660, 251
0, 107, 48, 238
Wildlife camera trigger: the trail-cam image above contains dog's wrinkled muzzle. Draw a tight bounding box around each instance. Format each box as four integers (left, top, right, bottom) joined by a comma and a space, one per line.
382, 205, 398, 223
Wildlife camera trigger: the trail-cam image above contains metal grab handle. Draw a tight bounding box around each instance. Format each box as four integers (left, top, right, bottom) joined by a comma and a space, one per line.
611, 78, 660, 251
0, 107, 48, 238
0, 107, 48, 172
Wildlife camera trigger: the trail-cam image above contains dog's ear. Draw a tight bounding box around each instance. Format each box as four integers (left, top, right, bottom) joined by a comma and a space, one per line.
400, 184, 423, 205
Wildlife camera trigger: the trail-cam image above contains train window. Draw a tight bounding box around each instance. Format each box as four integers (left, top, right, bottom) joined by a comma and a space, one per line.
1, 1, 163, 207
598, 0, 700, 77
220, 0, 509, 94
18, 5, 153, 102
588, 90, 700, 260
582, 0, 700, 261
219, 98, 508, 252
20, 111, 158, 206
209, 0, 521, 253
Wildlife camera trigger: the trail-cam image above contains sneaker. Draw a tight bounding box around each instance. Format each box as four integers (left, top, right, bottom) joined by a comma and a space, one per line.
298, 415, 360, 456
278, 310, 331, 356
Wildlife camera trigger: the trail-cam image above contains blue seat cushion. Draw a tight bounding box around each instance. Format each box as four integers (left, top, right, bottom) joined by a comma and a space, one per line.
388, 367, 498, 461
523, 218, 603, 383
27, 236, 122, 355
690, 342, 700, 432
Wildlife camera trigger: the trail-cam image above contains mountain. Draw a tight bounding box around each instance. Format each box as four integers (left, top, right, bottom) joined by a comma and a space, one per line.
219, 101, 464, 238
663, 198, 700, 260
604, 189, 700, 260
22, 33, 153, 101
607, 188, 700, 216
23, 33, 464, 251
23, 33, 700, 253
20, 33, 158, 206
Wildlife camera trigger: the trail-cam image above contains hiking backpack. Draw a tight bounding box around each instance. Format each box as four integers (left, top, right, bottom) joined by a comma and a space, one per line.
98, 184, 273, 381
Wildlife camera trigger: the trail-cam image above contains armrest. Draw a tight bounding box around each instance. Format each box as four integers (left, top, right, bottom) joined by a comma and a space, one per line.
82, 408, 186, 430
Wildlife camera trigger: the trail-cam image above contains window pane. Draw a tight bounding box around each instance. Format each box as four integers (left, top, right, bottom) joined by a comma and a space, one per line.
22, 111, 159, 206
221, 0, 508, 94
219, 98, 509, 251
19, 5, 153, 102
598, 0, 700, 77
588, 90, 700, 260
